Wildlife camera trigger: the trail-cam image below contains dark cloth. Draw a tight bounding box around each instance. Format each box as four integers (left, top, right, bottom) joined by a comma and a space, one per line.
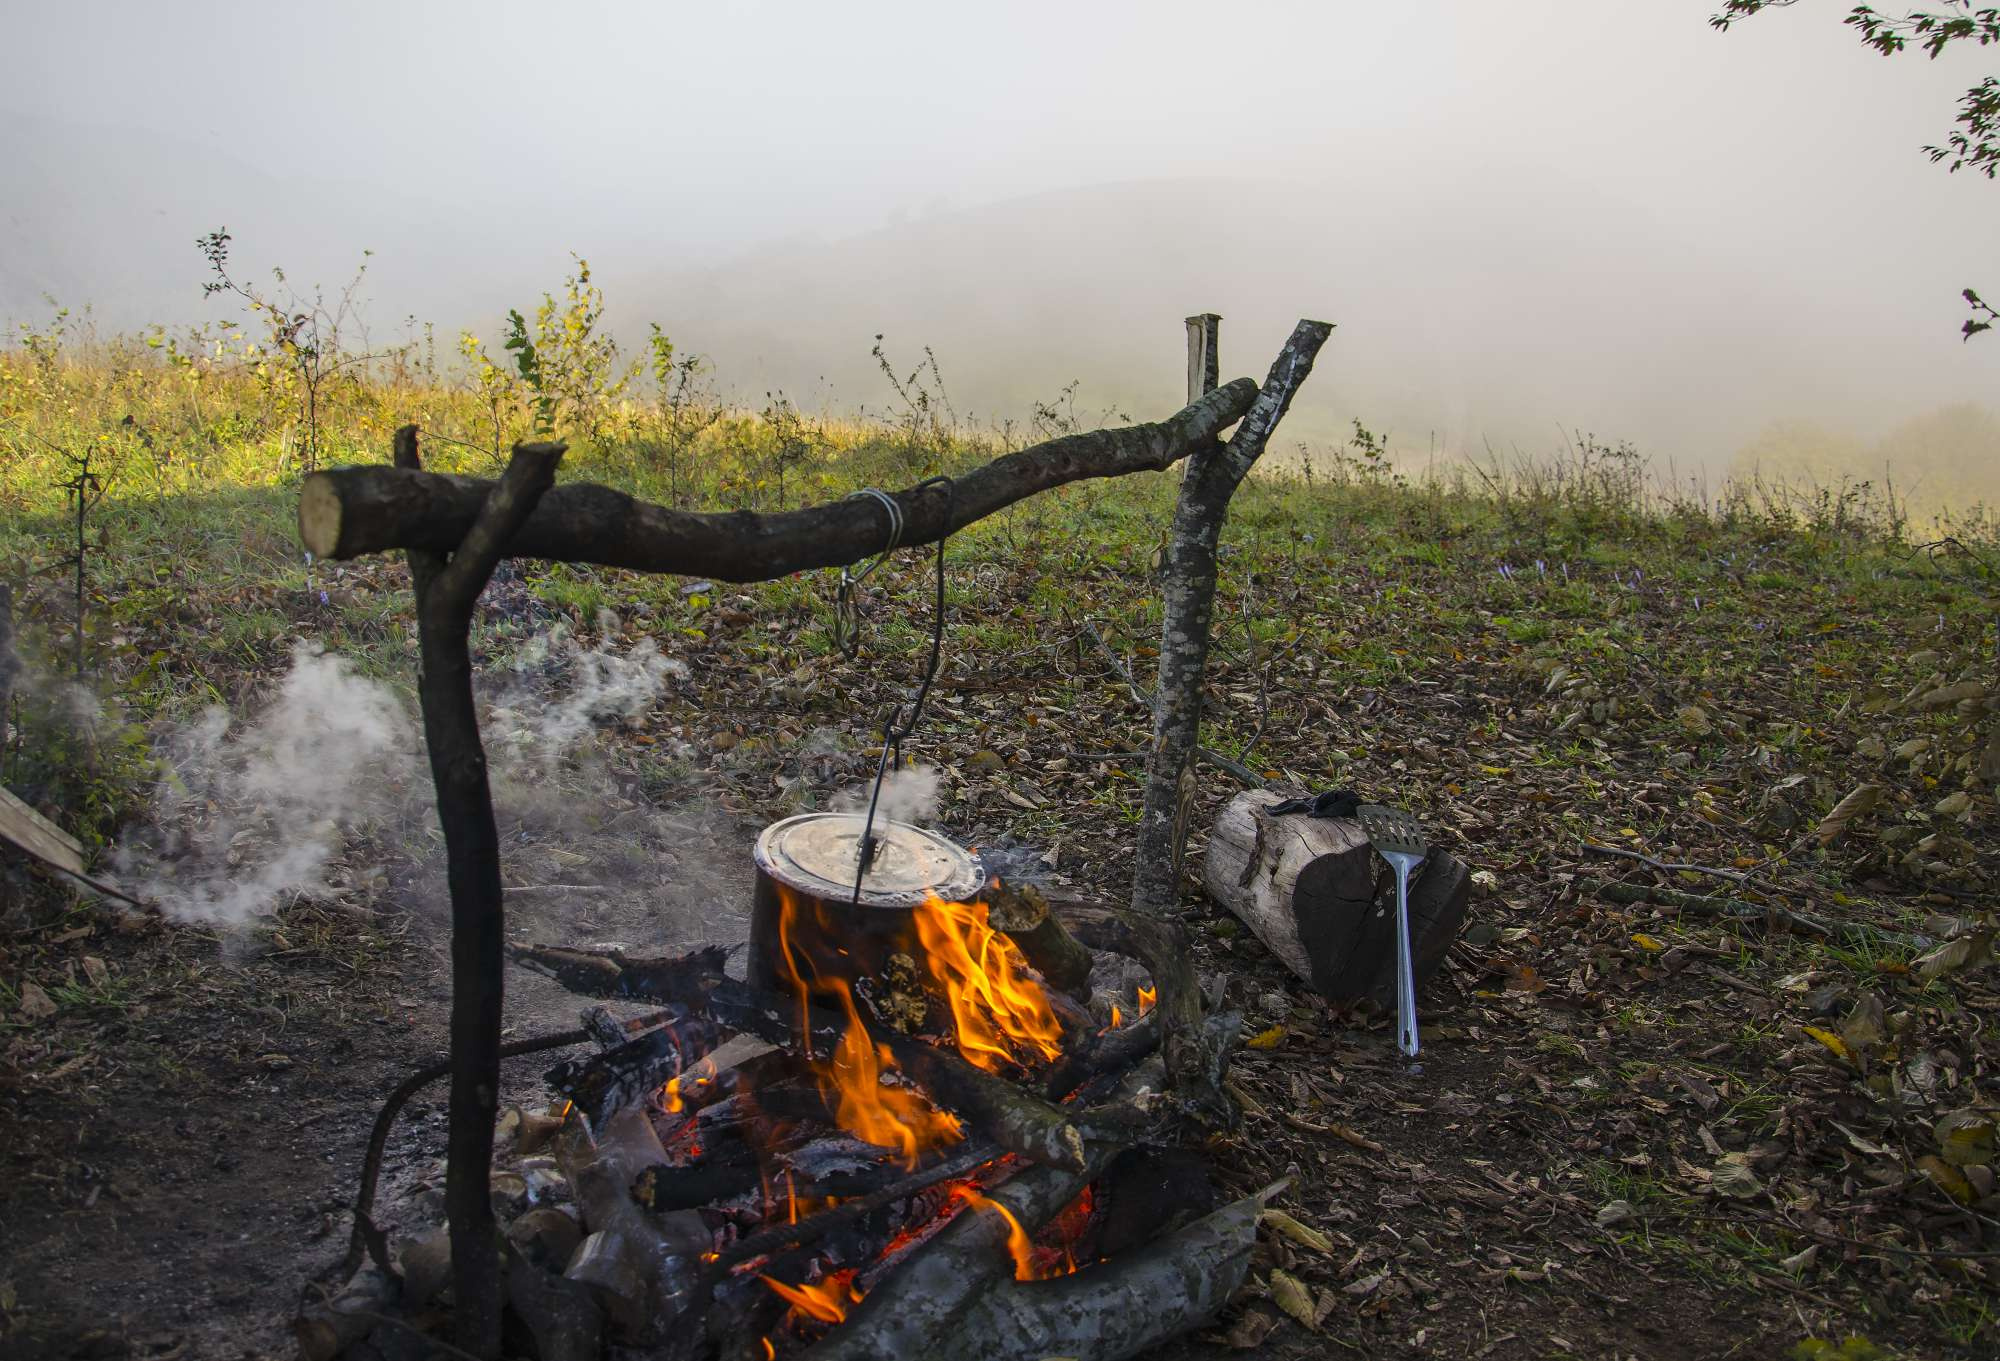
1267, 787, 1362, 819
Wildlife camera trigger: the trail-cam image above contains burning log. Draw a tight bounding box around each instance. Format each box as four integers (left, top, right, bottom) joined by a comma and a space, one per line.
947, 1179, 1279, 1361
981, 880, 1096, 1003
299, 383, 1259, 579
544, 1011, 723, 1131
796, 1041, 1205, 1361
1046, 900, 1233, 1128
1203, 789, 1468, 1005
517, 942, 1098, 1173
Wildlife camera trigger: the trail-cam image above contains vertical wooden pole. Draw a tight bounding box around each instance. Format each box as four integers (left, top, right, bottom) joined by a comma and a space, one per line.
1185, 313, 1221, 405
394, 425, 567, 1359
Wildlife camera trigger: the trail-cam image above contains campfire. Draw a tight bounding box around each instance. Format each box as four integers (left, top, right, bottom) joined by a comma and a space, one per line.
304, 813, 1269, 1361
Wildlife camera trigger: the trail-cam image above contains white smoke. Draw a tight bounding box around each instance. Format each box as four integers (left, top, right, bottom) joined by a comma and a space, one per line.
490, 614, 690, 764
835, 762, 943, 827
118, 644, 418, 926
115, 624, 698, 929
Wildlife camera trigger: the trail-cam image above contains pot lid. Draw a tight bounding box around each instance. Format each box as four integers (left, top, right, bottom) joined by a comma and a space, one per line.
754, 813, 983, 908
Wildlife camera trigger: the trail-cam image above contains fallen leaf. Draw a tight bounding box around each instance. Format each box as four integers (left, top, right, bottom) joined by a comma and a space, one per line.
80, 956, 108, 988
1933, 791, 1972, 818
1917, 1154, 1976, 1205
1780, 1243, 1819, 1276
1268, 1269, 1316, 1328
1801, 1025, 1853, 1066
1244, 1025, 1287, 1051
1711, 1152, 1763, 1199
1814, 784, 1884, 846
1215, 1308, 1278, 1350
1343, 1271, 1387, 1297
1934, 1108, 1997, 1168
1261, 1209, 1334, 1255
17, 981, 55, 1020
1914, 931, 1993, 980
1595, 1198, 1636, 1227
1676, 1072, 1721, 1113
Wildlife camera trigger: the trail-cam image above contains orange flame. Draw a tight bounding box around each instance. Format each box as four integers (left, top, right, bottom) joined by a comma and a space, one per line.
661, 1054, 718, 1114
823, 978, 962, 1168
759, 1269, 860, 1325
1137, 985, 1156, 1015
774, 887, 963, 1169
1109, 1003, 1122, 1029
913, 893, 1063, 1073
950, 1185, 1040, 1281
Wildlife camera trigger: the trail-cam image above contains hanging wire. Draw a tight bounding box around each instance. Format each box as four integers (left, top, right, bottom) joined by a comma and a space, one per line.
850, 475, 955, 904
831, 487, 907, 659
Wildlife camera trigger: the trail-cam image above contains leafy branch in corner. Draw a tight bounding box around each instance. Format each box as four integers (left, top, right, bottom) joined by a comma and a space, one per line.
1711, 3, 1999, 336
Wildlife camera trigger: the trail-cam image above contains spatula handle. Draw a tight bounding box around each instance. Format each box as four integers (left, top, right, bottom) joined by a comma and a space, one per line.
1392, 860, 1420, 1059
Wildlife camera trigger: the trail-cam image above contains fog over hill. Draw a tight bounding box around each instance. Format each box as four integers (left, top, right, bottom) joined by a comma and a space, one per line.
5, 1, 1997, 498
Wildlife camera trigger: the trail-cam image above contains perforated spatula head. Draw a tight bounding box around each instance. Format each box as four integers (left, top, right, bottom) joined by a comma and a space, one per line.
1357, 804, 1427, 861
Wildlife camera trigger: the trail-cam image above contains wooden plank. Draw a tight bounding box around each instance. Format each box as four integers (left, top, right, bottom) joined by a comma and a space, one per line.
0, 784, 85, 877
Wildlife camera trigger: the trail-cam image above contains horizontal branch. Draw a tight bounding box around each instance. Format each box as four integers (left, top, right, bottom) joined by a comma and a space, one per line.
297, 380, 1259, 582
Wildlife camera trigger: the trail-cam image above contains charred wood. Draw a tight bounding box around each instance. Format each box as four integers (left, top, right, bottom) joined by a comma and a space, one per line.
544, 1013, 723, 1131
1049, 901, 1233, 1128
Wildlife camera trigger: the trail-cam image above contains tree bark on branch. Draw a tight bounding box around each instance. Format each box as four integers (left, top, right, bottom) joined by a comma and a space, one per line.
300, 381, 1258, 580
396, 425, 567, 1360
1131, 320, 1333, 919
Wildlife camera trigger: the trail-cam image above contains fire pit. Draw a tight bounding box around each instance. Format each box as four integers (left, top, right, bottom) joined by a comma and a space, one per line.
304, 817, 1264, 1361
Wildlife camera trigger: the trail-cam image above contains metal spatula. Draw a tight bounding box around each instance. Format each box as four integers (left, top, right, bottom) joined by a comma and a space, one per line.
1357, 804, 1427, 1059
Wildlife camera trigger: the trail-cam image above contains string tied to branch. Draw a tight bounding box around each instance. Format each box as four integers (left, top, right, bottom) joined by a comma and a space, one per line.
831, 486, 908, 658
850, 476, 954, 900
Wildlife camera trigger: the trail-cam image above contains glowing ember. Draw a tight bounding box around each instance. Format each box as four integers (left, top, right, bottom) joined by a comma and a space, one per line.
912, 893, 1063, 1073
759, 1269, 861, 1325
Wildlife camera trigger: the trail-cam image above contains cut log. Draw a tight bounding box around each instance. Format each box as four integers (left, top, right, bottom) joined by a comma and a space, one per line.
1204, 789, 1468, 1007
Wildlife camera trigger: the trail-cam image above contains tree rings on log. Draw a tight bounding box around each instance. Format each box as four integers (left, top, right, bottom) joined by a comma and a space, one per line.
1203, 790, 1468, 1006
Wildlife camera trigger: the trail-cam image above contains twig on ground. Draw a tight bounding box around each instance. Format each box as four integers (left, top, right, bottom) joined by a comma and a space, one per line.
1580, 877, 1933, 951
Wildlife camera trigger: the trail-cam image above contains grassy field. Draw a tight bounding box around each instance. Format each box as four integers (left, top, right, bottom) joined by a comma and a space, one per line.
1, 330, 1997, 1360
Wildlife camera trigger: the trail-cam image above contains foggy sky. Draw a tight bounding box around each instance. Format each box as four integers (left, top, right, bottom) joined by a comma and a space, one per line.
3, 0, 1995, 475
